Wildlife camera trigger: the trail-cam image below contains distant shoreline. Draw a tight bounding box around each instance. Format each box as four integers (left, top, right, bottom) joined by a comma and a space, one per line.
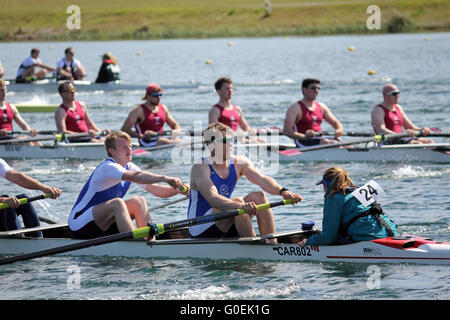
2, 0, 449, 42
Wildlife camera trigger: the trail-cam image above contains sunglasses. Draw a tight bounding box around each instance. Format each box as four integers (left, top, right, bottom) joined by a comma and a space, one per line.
151, 92, 163, 97
64, 87, 76, 93
315, 178, 329, 187
208, 137, 233, 144
386, 91, 400, 96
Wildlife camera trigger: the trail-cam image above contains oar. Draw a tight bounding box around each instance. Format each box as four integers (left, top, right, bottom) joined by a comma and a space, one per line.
321, 130, 450, 138
285, 132, 413, 153
7, 130, 59, 136
0, 194, 51, 210
0, 132, 91, 145
147, 195, 189, 212
0, 199, 293, 266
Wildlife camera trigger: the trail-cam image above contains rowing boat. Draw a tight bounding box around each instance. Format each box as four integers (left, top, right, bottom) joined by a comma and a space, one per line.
0, 224, 448, 265
1, 139, 449, 163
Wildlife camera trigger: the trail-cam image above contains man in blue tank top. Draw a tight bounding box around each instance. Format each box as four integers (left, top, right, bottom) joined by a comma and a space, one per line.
68, 131, 188, 239
187, 122, 303, 243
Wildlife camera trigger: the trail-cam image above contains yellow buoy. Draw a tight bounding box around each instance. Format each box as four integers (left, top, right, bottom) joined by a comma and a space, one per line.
227, 42, 233, 47
348, 46, 355, 51
136, 51, 142, 56
425, 37, 430, 42
368, 69, 376, 75
206, 60, 212, 65
49, 45, 54, 51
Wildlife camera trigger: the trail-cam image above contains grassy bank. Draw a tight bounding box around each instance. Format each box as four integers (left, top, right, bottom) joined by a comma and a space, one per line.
2, 0, 450, 41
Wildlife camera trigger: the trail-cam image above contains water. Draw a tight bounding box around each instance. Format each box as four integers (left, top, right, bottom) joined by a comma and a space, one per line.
0, 33, 449, 300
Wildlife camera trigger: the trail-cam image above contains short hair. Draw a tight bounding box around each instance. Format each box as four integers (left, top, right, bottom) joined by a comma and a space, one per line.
203, 122, 233, 144
0, 79, 6, 88
214, 77, 232, 91
65, 47, 74, 54
104, 131, 132, 156
31, 48, 40, 55
302, 78, 320, 89
58, 81, 72, 94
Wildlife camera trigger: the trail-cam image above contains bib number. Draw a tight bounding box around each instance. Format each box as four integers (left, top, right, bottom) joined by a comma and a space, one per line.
351, 180, 385, 207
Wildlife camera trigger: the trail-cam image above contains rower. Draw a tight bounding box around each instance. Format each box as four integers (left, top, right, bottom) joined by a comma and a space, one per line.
121, 83, 182, 146
56, 47, 87, 81
55, 81, 110, 143
68, 131, 189, 239
371, 83, 434, 144
95, 53, 120, 83
15, 48, 56, 83
0, 157, 62, 238
209, 77, 264, 143
0, 79, 40, 145
298, 166, 398, 247
282, 78, 344, 147
187, 122, 303, 243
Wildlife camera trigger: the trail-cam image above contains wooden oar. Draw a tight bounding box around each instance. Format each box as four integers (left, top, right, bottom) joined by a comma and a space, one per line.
284, 132, 413, 153
0, 199, 293, 266
0, 194, 51, 210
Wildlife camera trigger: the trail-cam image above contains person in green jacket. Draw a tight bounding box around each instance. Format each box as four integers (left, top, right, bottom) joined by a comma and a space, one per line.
298, 166, 398, 247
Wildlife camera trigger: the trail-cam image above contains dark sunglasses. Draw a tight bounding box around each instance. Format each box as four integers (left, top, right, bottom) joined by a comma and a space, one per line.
208, 136, 233, 144
386, 91, 400, 96
151, 92, 163, 97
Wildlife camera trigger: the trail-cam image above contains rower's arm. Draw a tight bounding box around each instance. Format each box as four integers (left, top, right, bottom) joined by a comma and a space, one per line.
321, 103, 343, 138
283, 103, 306, 140
238, 157, 283, 195
190, 164, 243, 211
208, 106, 220, 124
371, 106, 394, 134
5, 169, 51, 194
35, 62, 55, 72
163, 105, 181, 130
237, 106, 251, 131
55, 107, 70, 133
81, 102, 101, 132
121, 107, 143, 139
11, 106, 32, 131
397, 105, 421, 131
122, 171, 184, 195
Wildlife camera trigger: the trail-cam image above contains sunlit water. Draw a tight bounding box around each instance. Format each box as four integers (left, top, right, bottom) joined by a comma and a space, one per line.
0, 33, 449, 300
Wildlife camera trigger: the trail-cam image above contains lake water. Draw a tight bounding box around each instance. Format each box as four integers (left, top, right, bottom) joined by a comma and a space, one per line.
0, 32, 449, 301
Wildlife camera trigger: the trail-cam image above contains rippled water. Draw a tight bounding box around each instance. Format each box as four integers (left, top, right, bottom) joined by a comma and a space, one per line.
0, 33, 449, 300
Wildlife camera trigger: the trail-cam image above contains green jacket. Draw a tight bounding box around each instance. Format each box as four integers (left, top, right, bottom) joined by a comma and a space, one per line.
306, 185, 398, 246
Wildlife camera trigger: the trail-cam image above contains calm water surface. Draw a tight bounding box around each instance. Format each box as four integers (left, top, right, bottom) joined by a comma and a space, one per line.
0, 32, 449, 300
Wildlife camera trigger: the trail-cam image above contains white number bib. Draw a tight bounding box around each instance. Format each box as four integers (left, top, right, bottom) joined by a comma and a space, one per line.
351, 180, 385, 207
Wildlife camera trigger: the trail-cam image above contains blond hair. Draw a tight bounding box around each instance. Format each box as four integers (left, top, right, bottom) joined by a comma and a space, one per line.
203, 122, 233, 144
322, 166, 355, 197
104, 131, 131, 156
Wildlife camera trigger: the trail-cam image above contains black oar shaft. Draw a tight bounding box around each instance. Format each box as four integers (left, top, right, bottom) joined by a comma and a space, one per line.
0, 231, 133, 266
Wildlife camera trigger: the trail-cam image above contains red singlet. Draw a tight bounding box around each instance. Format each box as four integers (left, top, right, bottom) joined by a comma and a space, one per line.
376, 104, 403, 133
0, 103, 14, 131
135, 104, 167, 135
214, 104, 240, 131
60, 101, 89, 133
295, 101, 323, 134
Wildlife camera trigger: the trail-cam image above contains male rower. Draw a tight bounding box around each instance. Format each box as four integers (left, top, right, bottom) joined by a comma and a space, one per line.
0, 79, 39, 144
15, 48, 55, 83
0, 157, 62, 237
283, 78, 344, 147
121, 83, 182, 146
68, 131, 188, 239
371, 83, 433, 144
56, 47, 87, 81
209, 77, 264, 143
55, 81, 110, 142
187, 122, 302, 243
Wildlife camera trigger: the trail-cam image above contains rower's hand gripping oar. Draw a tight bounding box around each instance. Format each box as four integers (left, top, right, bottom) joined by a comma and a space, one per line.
0, 199, 293, 266
141, 198, 293, 238
0, 194, 52, 210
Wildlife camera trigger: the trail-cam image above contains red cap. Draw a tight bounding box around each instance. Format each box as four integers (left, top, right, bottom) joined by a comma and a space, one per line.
145, 83, 162, 94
